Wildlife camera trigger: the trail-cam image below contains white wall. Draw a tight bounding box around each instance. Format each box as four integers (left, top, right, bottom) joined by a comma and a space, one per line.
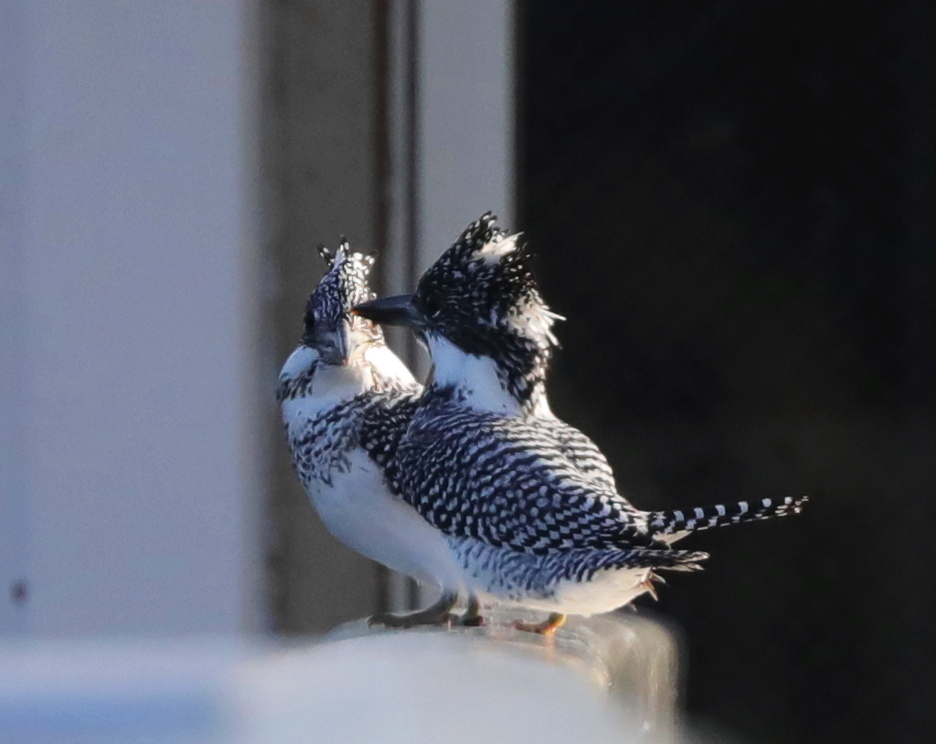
417, 0, 515, 272
0, 0, 516, 636
0, 0, 31, 637
0, 0, 265, 636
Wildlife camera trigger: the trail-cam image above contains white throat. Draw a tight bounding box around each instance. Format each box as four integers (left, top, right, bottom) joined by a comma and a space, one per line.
426, 334, 552, 417
279, 346, 374, 436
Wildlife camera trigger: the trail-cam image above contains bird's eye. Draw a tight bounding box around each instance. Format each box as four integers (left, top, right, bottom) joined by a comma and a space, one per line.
422, 292, 443, 317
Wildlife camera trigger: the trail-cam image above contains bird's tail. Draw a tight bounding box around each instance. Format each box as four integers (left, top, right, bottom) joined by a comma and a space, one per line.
646, 495, 809, 538
594, 547, 710, 573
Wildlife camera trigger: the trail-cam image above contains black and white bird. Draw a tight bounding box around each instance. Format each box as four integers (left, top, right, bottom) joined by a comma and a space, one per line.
354, 213, 808, 633
277, 242, 466, 626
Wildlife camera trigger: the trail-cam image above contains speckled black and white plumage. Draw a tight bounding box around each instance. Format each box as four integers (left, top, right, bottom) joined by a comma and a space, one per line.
388, 384, 710, 614
357, 213, 808, 617
278, 242, 461, 590
394, 392, 650, 552
412, 213, 561, 413
285, 389, 418, 489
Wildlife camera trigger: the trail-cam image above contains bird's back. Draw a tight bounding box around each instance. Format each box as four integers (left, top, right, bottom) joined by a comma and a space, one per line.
393, 387, 655, 554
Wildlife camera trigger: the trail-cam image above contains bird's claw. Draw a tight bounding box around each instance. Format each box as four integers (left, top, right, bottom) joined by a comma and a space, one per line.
638, 571, 665, 601
460, 594, 485, 627
368, 610, 457, 629
367, 591, 459, 629
512, 612, 566, 635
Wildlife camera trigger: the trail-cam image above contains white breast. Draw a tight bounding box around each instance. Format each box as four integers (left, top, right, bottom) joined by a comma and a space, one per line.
308, 449, 463, 589
280, 343, 464, 590
281, 360, 374, 441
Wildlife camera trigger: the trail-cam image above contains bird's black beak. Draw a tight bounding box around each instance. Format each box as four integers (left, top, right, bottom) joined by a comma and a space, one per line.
352, 294, 425, 329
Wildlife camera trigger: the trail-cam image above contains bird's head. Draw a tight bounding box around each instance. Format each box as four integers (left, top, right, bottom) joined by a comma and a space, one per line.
277, 240, 383, 403
353, 213, 561, 410
301, 240, 382, 366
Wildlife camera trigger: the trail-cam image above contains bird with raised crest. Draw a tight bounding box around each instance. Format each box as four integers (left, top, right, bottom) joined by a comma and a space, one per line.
277, 241, 469, 628
353, 213, 808, 634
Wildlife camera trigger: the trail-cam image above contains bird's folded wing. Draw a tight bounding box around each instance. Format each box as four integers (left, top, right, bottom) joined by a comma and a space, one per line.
397, 411, 661, 553
546, 419, 620, 493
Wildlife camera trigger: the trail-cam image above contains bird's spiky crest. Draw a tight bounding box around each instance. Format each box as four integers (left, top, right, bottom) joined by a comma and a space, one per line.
417, 213, 561, 349
306, 239, 378, 327
415, 212, 561, 409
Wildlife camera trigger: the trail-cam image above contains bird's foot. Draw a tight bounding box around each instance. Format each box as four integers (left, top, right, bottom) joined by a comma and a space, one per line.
460, 593, 485, 627
513, 612, 566, 636
368, 609, 456, 629
368, 591, 458, 629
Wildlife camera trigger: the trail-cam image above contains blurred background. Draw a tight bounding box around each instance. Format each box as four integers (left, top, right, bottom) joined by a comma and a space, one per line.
2, 2, 934, 743
522, 3, 936, 744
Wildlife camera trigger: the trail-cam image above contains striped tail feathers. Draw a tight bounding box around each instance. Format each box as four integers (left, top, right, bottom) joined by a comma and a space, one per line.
647, 495, 809, 538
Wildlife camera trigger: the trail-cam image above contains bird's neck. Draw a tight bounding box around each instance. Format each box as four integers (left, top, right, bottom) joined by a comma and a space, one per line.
279, 356, 367, 433
425, 335, 552, 417
278, 343, 417, 439
362, 344, 421, 393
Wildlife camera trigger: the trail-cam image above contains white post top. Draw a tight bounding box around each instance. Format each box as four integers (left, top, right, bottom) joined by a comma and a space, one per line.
0, 612, 681, 744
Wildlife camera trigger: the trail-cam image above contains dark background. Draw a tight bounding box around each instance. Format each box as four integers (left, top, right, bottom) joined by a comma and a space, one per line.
518, 2, 936, 743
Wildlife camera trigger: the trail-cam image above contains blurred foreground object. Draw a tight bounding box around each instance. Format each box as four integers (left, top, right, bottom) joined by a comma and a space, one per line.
0, 612, 679, 744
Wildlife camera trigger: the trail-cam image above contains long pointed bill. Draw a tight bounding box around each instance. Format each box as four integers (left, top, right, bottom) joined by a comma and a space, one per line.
352, 294, 425, 329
